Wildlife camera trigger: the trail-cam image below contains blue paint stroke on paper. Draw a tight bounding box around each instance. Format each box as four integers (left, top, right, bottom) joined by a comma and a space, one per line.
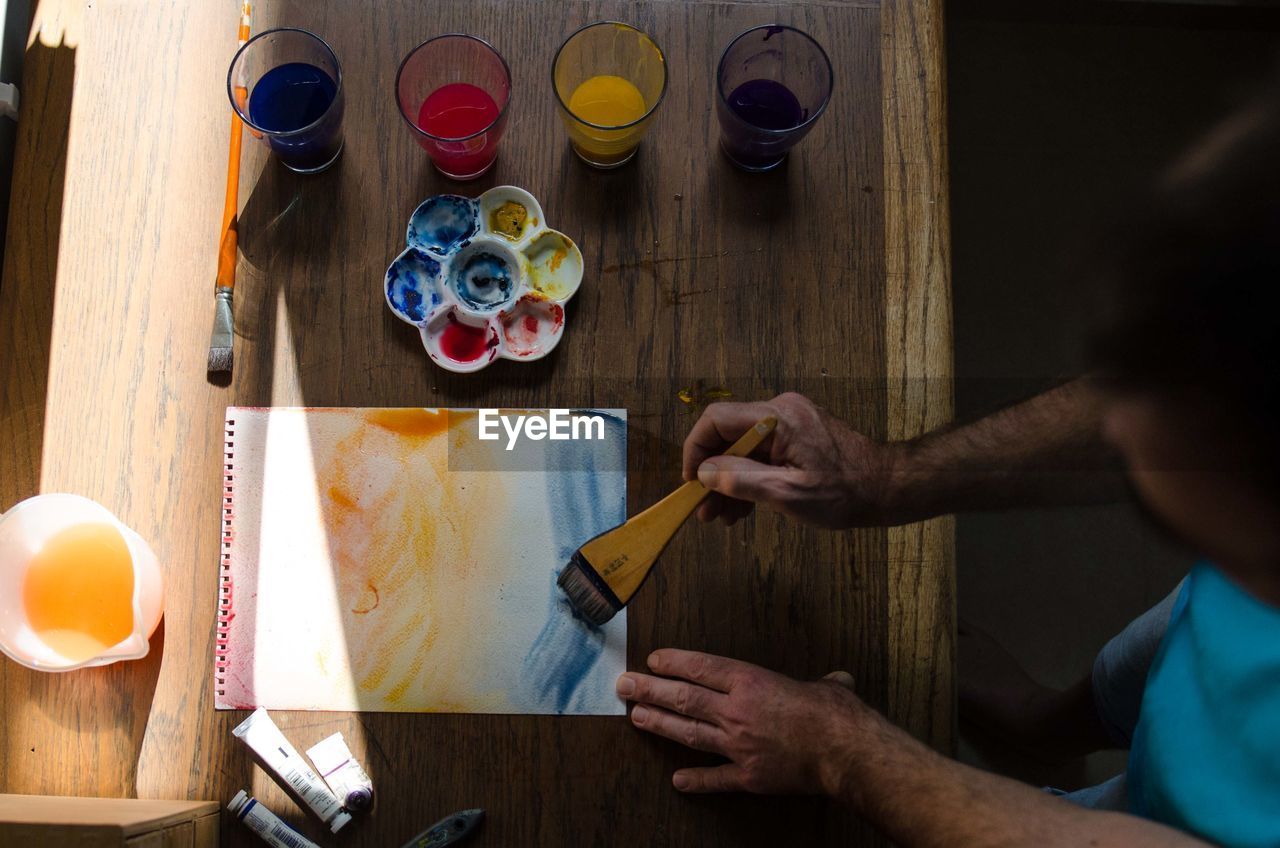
522, 572, 609, 713
518, 412, 626, 713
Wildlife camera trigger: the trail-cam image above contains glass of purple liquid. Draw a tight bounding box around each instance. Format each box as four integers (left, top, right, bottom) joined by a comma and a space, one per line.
228, 28, 345, 174
715, 25, 833, 172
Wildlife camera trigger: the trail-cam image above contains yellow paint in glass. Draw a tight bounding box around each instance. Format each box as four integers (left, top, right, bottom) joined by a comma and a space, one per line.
568, 75, 647, 128
23, 523, 135, 661
564, 75, 650, 165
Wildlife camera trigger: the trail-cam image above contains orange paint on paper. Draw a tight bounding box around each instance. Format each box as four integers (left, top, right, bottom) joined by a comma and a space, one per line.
23, 523, 134, 662
327, 487, 358, 511
365, 408, 450, 438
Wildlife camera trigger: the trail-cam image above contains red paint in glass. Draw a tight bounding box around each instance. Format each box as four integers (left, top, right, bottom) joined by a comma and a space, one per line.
417, 83, 501, 177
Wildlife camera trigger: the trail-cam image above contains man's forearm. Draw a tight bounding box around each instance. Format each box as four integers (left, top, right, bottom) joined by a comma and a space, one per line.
827, 711, 1208, 848
882, 377, 1127, 522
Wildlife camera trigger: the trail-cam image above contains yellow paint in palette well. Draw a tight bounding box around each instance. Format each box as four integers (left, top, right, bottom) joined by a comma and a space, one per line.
568, 75, 647, 128
526, 233, 580, 299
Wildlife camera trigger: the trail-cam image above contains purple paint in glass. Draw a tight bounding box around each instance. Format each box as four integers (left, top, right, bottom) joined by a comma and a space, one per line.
715, 25, 832, 172
726, 79, 805, 130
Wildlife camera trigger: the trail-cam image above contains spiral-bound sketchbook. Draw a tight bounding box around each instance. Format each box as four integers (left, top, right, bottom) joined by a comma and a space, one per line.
216, 407, 627, 714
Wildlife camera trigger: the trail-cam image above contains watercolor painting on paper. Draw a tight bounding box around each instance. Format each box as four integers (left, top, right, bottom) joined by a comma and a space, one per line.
216, 407, 627, 715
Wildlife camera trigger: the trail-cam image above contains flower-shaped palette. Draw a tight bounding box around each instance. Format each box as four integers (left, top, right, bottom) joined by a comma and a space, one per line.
385, 187, 583, 373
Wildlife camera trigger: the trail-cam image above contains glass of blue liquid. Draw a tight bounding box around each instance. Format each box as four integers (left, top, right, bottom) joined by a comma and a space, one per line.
228, 28, 344, 174
715, 25, 833, 172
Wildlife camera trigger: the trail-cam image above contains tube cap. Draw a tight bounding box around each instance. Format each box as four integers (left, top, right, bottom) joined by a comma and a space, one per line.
330, 810, 353, 832
228, 790, 249, 815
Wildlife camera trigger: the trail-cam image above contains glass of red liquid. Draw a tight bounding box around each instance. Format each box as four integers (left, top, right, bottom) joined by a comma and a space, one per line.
715, 25, 833, 172
396, 35, 512, 181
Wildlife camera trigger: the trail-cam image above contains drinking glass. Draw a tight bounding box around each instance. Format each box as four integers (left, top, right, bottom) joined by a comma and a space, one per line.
715, 25, 833, 172
228, 28, 345, 174
396, 35, 512, 181
552, 21, 667, 169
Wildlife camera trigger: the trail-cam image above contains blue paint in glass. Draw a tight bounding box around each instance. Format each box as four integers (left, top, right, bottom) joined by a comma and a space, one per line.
452, 251, 515, 312
407, 195, 478, 255
386, 248, 442, 324
248, 62, 343, 172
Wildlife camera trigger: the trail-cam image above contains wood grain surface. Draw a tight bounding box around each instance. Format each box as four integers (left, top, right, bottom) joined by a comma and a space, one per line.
0, 1, 951, 846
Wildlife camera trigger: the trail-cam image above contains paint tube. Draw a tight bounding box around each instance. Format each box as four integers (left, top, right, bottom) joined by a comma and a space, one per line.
232, 707, 353, 832
307, 732, 374, 813
227, 790, 321, 848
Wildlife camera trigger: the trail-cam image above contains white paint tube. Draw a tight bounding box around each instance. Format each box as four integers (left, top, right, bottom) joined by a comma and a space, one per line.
228, 790, 321, 848
307, 732, 374, 813
232, 707, 353, 832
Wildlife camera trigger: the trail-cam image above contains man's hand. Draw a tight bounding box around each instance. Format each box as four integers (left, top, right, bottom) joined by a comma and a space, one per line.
682, 393, 903, 528
619, 650, 1210, 848
616, 648, 875, 795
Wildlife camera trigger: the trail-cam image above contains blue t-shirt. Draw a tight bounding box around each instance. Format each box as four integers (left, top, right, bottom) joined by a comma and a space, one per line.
1128, 563, 1280, 845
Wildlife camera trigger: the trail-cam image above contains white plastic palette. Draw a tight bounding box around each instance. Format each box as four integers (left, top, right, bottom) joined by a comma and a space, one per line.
385, 186, 584, 373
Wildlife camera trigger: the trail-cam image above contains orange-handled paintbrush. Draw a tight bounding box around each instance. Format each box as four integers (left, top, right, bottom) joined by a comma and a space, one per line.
207, 1, 252, 373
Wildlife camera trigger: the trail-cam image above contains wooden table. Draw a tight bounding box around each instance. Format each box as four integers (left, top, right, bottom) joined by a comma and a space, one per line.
0, 1, 952, 845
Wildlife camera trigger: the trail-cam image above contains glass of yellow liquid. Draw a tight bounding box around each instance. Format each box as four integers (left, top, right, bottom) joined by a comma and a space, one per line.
552, 21, 667, 168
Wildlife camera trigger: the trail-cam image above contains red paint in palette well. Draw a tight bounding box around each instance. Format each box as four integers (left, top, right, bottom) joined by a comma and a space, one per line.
440, 313, 497, 363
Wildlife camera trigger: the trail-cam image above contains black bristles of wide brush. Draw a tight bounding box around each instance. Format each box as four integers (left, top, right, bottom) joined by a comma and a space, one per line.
557, 550, 624, 626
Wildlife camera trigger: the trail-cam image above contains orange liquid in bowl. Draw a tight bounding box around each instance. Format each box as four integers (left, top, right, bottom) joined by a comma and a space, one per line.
22, 522, 135, 662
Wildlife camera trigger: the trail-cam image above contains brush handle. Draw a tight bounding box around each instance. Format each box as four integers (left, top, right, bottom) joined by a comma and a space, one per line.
581, 416, 777, 604
216, 2, 252, 292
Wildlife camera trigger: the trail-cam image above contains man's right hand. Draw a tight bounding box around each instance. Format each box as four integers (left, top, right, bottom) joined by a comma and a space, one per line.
682, 393, 905, 529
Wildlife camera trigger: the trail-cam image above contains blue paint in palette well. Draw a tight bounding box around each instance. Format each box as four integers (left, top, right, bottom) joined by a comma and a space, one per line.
386, 248, 442, 324
520, 412, 627, 714
407, 195, 478, 256
452, 251, 515, 312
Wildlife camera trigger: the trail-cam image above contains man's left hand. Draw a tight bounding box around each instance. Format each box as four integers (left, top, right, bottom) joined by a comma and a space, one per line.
616, 648, 874, 795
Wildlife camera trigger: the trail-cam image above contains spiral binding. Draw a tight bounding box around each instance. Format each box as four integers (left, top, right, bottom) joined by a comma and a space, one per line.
215, 415, 235, 698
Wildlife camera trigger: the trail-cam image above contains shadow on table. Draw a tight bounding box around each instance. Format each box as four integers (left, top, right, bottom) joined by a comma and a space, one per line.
28, 621, 165, 796
0, 30, 170, 799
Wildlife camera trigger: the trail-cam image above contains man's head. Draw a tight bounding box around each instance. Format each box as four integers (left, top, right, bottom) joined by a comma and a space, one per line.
1096, 89, 1280, 601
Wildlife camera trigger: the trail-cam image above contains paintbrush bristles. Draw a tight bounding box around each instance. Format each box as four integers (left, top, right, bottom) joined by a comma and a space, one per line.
207, 345, 233, 373
557, 554, 619, 626
556, 416, 778, 622
208, 287, 235, 373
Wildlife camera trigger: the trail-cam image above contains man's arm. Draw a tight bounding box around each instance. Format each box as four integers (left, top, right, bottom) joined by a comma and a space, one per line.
834, 709, 1202, 848
886, 377, 1128, 523
683, 378, 1127, 528
619, 650, 1207, 848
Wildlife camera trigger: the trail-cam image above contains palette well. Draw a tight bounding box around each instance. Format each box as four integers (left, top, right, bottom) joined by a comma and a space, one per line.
385, 187, 582, 373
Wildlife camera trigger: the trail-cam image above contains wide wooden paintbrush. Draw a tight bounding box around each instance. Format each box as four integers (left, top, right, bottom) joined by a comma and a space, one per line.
557, 416, 777, 625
